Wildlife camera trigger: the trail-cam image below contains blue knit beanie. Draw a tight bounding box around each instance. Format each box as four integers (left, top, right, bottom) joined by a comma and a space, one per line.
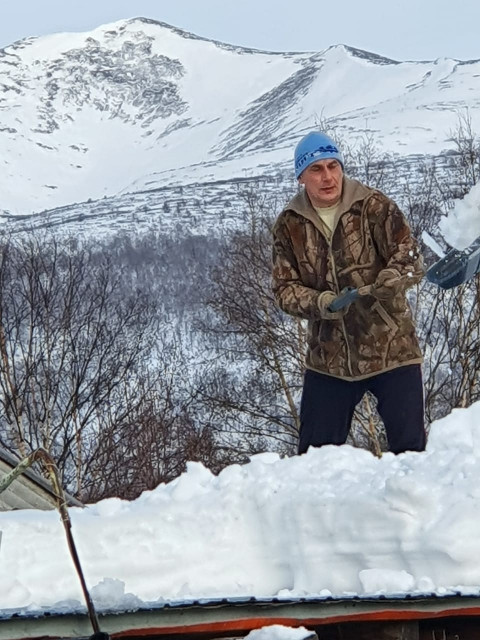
294, 132, 344, 179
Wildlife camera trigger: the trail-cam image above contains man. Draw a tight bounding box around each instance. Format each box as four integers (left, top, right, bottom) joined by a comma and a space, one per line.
272, 131, 426, 455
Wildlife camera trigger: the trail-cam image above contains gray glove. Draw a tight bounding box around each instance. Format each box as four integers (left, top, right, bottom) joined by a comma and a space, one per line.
372, 268, 402, 300
317, 291, 348, 320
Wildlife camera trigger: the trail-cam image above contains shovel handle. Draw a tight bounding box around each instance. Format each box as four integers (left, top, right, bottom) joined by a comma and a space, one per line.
327, 286, 359, 312
327, 284, 374, 312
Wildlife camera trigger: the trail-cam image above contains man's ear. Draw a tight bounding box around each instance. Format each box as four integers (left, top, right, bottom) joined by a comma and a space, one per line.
297, 176, 304, 186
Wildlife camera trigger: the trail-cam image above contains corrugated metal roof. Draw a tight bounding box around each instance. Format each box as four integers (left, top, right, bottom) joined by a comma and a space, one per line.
0, 457, 58, 510
3, 590, 480, 620
2, 593, 480, 639
0, 449, 83, 510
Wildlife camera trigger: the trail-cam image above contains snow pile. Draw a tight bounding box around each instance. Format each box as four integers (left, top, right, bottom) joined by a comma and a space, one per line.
245, 625, 315, 640
2, 402, 480, 612
438, 180, 480, 249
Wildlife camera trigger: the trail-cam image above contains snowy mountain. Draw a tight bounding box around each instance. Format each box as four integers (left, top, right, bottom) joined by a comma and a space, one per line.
0, 17, 479, 223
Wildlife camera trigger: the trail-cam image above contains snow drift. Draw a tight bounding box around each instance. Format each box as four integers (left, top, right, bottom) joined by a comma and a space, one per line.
1, 401, 480, 613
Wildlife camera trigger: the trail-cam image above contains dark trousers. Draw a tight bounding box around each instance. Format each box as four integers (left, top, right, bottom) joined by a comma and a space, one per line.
299, 364, 426, 455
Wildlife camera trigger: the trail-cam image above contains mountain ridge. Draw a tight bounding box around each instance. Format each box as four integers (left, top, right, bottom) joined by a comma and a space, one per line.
0, 17, 479, 219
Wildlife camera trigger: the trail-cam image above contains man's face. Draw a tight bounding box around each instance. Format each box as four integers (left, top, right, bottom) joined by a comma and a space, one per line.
298, 159, 343, 207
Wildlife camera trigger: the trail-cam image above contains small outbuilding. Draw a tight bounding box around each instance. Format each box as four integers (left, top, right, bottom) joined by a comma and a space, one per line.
0, 448, 82, 511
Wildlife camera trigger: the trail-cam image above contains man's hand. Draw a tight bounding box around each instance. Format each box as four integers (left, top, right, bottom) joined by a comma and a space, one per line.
372, 268, 402, 300
317, 291, 348, 320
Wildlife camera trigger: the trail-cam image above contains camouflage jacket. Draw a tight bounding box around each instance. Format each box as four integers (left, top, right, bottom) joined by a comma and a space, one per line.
272, 177, 424, 380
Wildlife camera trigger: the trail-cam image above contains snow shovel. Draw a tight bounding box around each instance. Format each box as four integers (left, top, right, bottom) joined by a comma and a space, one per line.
425, 235, 480, 289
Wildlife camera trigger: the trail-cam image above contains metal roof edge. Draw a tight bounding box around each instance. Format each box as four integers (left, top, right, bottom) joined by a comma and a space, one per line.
2, 593, 480, 640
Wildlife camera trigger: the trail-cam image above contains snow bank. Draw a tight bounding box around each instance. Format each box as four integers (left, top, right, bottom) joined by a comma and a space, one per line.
1, 402, 480, 612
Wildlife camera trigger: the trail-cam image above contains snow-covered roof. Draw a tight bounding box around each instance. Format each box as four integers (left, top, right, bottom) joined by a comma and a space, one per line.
2, 402, 480, 616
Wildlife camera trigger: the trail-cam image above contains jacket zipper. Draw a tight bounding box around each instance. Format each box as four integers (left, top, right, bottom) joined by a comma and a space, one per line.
328, 226, 355, 378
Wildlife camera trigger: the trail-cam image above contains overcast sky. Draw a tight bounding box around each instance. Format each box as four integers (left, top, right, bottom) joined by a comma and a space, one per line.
1, 0, 479, 62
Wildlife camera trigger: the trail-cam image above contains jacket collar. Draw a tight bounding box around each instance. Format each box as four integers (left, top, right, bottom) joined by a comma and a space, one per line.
284, 176, 372, 222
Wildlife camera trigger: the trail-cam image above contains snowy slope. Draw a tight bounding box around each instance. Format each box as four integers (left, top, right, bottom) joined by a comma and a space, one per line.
0, 17, 479, 216
1, 402, 480, 612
